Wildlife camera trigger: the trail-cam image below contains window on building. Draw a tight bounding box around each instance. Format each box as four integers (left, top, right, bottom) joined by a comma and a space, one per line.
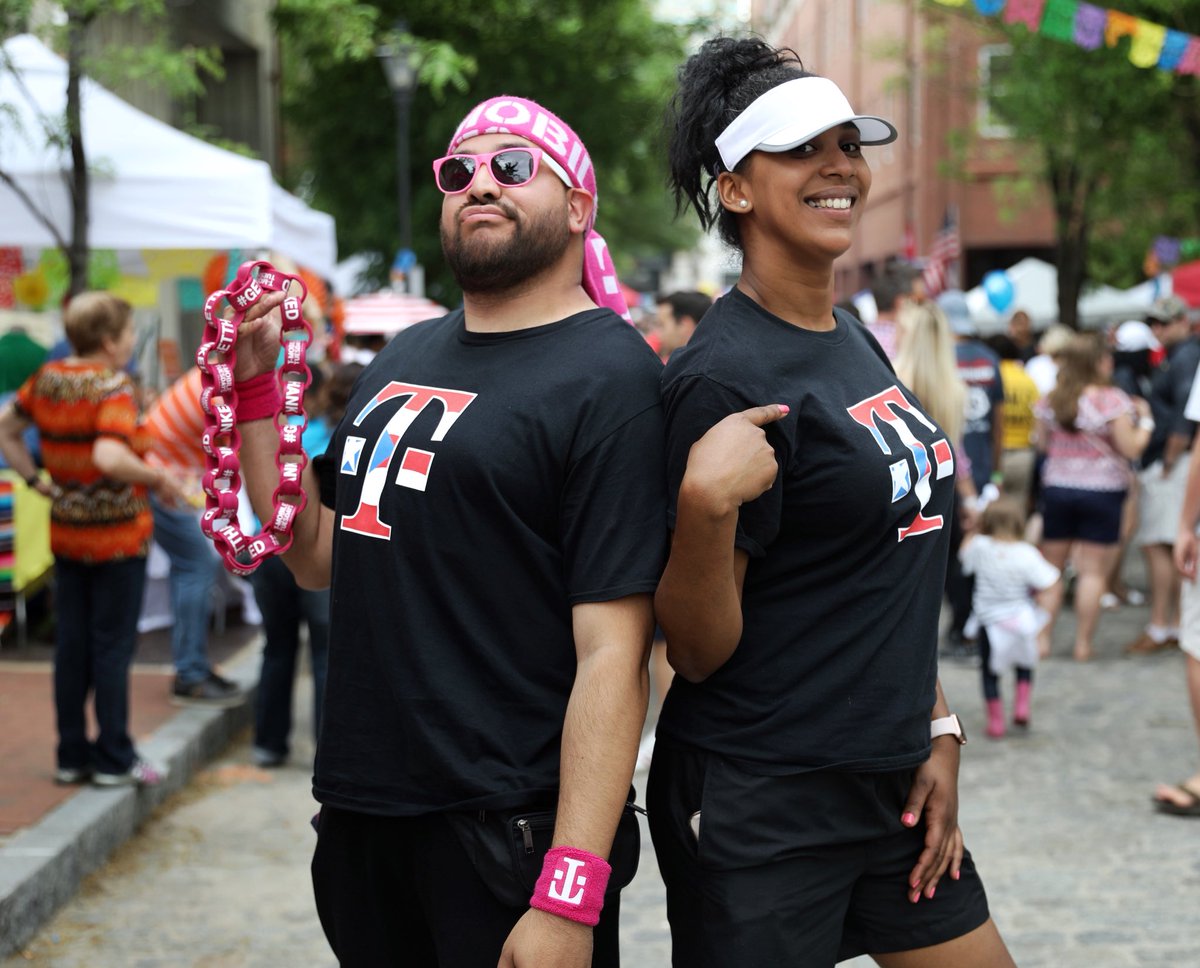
978, 43, 1013, 139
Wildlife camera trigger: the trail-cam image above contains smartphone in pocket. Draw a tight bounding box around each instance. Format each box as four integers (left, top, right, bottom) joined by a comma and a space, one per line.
689, 810, 701, 841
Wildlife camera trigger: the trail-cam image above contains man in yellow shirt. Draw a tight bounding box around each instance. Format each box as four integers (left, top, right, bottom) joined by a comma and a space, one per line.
987, 334, 1040, 515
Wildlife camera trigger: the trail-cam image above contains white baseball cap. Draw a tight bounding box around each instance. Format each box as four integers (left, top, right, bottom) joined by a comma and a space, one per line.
715, 76, 898, 172
1114, 320, 1161, 353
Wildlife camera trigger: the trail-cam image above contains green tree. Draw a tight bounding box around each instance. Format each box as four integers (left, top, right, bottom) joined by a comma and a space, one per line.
0, 0, 222, 297
930, 0, 1200, 325
275, 0, 694, 304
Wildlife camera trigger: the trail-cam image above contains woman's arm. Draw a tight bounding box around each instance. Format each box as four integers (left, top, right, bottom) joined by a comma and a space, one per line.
655, 405, 786, 682
1109, 395, 1153, 461
0, 401, 40, 484
93, 437, 187, 506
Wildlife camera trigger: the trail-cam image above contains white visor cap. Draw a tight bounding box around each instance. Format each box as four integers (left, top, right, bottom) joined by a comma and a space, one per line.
715, 76, 898, 172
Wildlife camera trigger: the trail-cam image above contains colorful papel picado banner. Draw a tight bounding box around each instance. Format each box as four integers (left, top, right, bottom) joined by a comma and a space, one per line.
932, 0, 1200, 73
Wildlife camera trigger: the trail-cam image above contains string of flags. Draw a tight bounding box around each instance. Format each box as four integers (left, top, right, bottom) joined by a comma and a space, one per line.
933, 0, 1200, 74
1151, 237, 1200, 269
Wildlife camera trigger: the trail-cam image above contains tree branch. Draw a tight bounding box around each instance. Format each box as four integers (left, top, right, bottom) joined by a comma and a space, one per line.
0, 167, 68, 250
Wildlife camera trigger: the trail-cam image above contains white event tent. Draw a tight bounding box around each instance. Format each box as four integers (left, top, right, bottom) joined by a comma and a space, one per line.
964, 257, 1156, 334
0, 33, 336, 278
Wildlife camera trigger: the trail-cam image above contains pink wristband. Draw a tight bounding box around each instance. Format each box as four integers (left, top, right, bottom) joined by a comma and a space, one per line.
529, 846, 611, 926
233, 372, 283, 423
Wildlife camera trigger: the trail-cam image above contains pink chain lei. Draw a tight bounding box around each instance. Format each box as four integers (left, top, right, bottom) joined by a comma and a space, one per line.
196, 260, 312, 575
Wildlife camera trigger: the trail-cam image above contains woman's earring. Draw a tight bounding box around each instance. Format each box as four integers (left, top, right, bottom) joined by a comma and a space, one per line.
738, 199, 748, 208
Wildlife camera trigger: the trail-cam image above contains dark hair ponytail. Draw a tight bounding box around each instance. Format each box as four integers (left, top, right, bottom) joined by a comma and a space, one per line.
665, 36, 811, 250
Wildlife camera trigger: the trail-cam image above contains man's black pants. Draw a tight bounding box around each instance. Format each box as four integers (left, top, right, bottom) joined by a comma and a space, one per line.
312, 805, 622, 967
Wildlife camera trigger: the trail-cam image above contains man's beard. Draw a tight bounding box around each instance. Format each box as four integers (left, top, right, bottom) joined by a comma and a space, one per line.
441, 200, 572, 294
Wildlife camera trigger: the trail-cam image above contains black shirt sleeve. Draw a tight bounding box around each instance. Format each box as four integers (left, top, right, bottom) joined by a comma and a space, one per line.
314, 451, 336, 509
1169, 343, 1200, 438
561, 403, 668, 604
663, 373, 784, 558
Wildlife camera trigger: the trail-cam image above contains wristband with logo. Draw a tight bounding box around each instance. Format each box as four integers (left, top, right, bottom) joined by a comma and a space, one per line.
529, 846, 611, 927
233, 372, 283, 423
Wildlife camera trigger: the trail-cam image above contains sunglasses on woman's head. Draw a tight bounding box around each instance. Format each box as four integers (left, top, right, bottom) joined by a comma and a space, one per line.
431, 147, 573, 195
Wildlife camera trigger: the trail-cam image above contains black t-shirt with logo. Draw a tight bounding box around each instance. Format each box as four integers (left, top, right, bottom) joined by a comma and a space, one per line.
312, 308, 667, 816
657, 289, 954, 774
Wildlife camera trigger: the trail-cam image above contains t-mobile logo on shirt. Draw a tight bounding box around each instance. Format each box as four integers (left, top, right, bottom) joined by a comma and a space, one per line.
846, 385, 954, 543
340, 382, 477, 540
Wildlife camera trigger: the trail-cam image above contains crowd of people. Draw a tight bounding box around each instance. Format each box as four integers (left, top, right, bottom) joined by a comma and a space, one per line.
3, 28, 1200, 968
821, 268, 1200, 822
0, 295, 365, 786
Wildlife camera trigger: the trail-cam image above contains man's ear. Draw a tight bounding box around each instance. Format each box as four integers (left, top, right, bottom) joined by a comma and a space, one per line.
567, 189, 595, 235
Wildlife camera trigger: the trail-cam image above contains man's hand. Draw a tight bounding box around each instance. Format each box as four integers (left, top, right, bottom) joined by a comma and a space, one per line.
901, 739, 964, 903
228, 289, 288, 383
497, 908, 593, 968
681, 404, 789, 517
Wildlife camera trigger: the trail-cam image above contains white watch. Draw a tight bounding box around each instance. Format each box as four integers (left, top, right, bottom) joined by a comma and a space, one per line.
930, 714, 967, 745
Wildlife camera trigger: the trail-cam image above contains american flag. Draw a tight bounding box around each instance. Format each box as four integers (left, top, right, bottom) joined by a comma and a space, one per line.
922, 208, 960, 297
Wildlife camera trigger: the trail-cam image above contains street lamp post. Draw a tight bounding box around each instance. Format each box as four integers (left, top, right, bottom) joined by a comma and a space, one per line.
377, 24, 418, 293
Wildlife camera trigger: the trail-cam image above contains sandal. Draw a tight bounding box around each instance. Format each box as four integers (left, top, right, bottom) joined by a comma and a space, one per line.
1125, 632, 1178, 655
1152, 780, 1200, 817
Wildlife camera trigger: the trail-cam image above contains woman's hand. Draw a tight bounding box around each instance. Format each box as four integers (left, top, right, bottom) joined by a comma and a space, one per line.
29, 476, 59, 500
149, 467, 190, 509
680, 404, 789, 517
901, 738, 964, 903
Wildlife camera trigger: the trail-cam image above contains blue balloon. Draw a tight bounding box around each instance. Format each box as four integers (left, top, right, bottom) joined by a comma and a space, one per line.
983, 270, 1015, 313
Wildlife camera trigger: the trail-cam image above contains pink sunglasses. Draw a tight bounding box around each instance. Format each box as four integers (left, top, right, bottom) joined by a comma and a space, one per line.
432, 147, 573, 195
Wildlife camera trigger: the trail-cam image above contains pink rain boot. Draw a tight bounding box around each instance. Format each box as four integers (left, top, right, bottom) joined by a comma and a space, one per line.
1014, 680, 1032, 727
985, 698, 1006, 738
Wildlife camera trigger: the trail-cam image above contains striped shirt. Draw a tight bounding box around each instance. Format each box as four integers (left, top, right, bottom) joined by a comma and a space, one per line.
15, 361, 151, 562
142, 367, 206, 473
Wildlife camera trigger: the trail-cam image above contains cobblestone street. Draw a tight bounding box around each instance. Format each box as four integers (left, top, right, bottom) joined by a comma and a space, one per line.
4, 592, 1200, 966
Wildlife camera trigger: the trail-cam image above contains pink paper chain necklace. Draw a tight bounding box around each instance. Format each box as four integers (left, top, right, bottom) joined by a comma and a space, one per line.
197, 260, 311, 575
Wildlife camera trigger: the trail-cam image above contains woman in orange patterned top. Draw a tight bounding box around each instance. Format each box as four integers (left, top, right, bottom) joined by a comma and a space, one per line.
0, 293, 184, 787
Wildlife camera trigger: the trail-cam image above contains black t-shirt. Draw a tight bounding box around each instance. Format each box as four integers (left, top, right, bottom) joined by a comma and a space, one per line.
1144, 337, 1200, 466
657, 289, 954, 774
312, 308, 667, 815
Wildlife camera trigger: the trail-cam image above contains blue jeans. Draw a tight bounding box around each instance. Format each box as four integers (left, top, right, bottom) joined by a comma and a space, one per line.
151, 494, 222, 686
249, 555, 330, 758
54, 556, 147, 774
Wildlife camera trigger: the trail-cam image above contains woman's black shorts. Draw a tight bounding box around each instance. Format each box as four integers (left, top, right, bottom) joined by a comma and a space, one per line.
646, 741, 991, 967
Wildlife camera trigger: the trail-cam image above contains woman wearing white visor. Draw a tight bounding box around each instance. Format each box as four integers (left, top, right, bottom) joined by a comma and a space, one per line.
647, 37, 1015, 966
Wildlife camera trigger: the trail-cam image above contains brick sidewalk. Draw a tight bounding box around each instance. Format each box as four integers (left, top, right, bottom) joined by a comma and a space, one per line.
0, 619, 260, 840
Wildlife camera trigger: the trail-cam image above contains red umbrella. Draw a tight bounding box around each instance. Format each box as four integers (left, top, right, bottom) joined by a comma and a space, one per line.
342, 290, 449, 335
1171, 260, 1200, 308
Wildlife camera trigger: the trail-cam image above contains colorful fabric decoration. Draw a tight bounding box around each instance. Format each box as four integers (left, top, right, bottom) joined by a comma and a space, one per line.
934, 0, 1200, 74
1003, 0, 1046, 31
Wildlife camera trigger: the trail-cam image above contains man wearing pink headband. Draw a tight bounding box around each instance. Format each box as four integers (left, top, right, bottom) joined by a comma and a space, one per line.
231, 95, 665, 966
444, 95, 630, 323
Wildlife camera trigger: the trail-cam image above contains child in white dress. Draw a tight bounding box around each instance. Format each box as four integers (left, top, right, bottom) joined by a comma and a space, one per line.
960, 498, 1061, 738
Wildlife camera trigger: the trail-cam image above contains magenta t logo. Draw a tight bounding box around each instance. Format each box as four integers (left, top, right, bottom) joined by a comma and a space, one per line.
340, 382, 477, 540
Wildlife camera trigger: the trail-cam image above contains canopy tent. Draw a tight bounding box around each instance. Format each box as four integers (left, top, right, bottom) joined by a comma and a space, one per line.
1171, 260, 1200, 307
342, 290, 449, 335
964, 257, 1157, 334
0, 34, 336, 278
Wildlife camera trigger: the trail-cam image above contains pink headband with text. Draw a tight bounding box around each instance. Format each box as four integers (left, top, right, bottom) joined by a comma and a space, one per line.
448, 96, 631, 322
